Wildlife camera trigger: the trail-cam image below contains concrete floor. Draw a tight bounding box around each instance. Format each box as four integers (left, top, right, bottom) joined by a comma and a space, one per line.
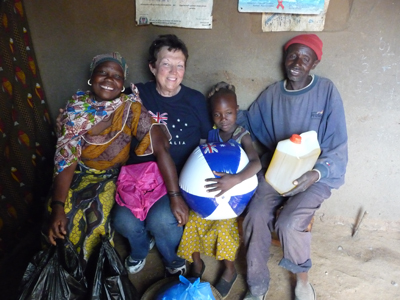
114, 232, 249, 299
115, 219, 400, 300
114, 232, 280, 300
4, 219, 396, 299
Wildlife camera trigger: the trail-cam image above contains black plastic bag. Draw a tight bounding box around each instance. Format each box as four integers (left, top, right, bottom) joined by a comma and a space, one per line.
18, 238, 88, 300
90, 237, 140, 300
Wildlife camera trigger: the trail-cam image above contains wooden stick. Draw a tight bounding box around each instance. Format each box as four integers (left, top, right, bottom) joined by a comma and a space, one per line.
352, 210, 368, 237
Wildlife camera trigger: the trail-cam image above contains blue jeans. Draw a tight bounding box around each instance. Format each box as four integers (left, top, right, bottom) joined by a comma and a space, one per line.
111, 194, 185, 268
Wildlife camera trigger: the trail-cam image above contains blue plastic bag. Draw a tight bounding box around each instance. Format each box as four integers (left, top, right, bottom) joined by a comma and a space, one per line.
157, 275, 215, 300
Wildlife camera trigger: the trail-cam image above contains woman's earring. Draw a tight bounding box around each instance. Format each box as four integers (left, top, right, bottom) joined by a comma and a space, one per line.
121, 86, 125, 93
87, 79, 92, 86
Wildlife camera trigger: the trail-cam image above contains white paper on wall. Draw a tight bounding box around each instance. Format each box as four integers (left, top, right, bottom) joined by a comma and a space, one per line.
136, 0, 213, 29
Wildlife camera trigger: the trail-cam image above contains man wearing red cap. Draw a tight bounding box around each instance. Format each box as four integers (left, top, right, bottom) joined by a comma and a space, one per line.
239, 34, 348, 300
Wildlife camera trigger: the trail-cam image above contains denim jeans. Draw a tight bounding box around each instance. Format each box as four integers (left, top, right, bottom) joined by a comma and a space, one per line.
111, 194, 185, 268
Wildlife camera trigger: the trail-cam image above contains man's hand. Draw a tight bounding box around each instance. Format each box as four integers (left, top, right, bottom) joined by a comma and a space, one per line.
282, 170, 320, 197
170, 196, 189, 226
48, 206, 68, 245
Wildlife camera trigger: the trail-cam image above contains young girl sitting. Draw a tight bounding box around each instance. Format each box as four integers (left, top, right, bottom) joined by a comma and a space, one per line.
177, 82, 261, 298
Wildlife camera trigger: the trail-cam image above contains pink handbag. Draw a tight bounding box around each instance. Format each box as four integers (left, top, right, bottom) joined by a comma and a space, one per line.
116, 162, 167, 221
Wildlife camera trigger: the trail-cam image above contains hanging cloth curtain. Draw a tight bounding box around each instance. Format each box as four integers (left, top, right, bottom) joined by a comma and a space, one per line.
0, 0, 55, 260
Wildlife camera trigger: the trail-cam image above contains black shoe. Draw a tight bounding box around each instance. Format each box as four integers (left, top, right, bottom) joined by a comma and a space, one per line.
189, 259, 206, 278
215, 272, 238, 298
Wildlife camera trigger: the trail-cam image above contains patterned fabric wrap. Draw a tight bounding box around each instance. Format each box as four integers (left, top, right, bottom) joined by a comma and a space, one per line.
54, 84, 141, 175
45, 87, 165, 266
48, 163, 118, 268
89, 52, 128, 79
79, 101, 166, 171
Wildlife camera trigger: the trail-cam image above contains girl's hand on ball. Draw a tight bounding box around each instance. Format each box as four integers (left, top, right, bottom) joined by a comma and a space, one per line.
205, 171, 241, 197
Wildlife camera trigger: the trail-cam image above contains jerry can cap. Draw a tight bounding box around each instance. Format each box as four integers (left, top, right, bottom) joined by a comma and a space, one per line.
290, 134, 302, 144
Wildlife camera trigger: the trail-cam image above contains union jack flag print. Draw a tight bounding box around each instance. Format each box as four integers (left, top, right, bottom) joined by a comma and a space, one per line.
149, 111, 168, 124
202, 143, 218, 154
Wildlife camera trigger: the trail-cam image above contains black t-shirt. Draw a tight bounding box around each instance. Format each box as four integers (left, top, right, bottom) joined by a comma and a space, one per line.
126, 81, 212, 174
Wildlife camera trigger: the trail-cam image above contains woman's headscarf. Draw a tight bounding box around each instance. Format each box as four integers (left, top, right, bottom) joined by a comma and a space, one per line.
90, 52, 128, 78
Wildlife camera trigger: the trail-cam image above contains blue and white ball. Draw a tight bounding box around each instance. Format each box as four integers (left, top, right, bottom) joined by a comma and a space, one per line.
179, 142, 258, 220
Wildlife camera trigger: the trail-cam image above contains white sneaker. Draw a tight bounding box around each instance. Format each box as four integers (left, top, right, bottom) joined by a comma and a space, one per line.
124, 239, 154, 274
149, 237, 155, 251
165, 262, 187, 277
125, 256, 146, 274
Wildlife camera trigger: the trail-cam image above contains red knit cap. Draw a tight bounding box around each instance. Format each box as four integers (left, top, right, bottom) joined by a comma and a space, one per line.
284, 34, 323, 60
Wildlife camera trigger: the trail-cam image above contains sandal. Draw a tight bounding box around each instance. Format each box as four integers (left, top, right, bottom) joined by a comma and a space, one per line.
215, 272, 238, 298
189, 259, 205, 278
